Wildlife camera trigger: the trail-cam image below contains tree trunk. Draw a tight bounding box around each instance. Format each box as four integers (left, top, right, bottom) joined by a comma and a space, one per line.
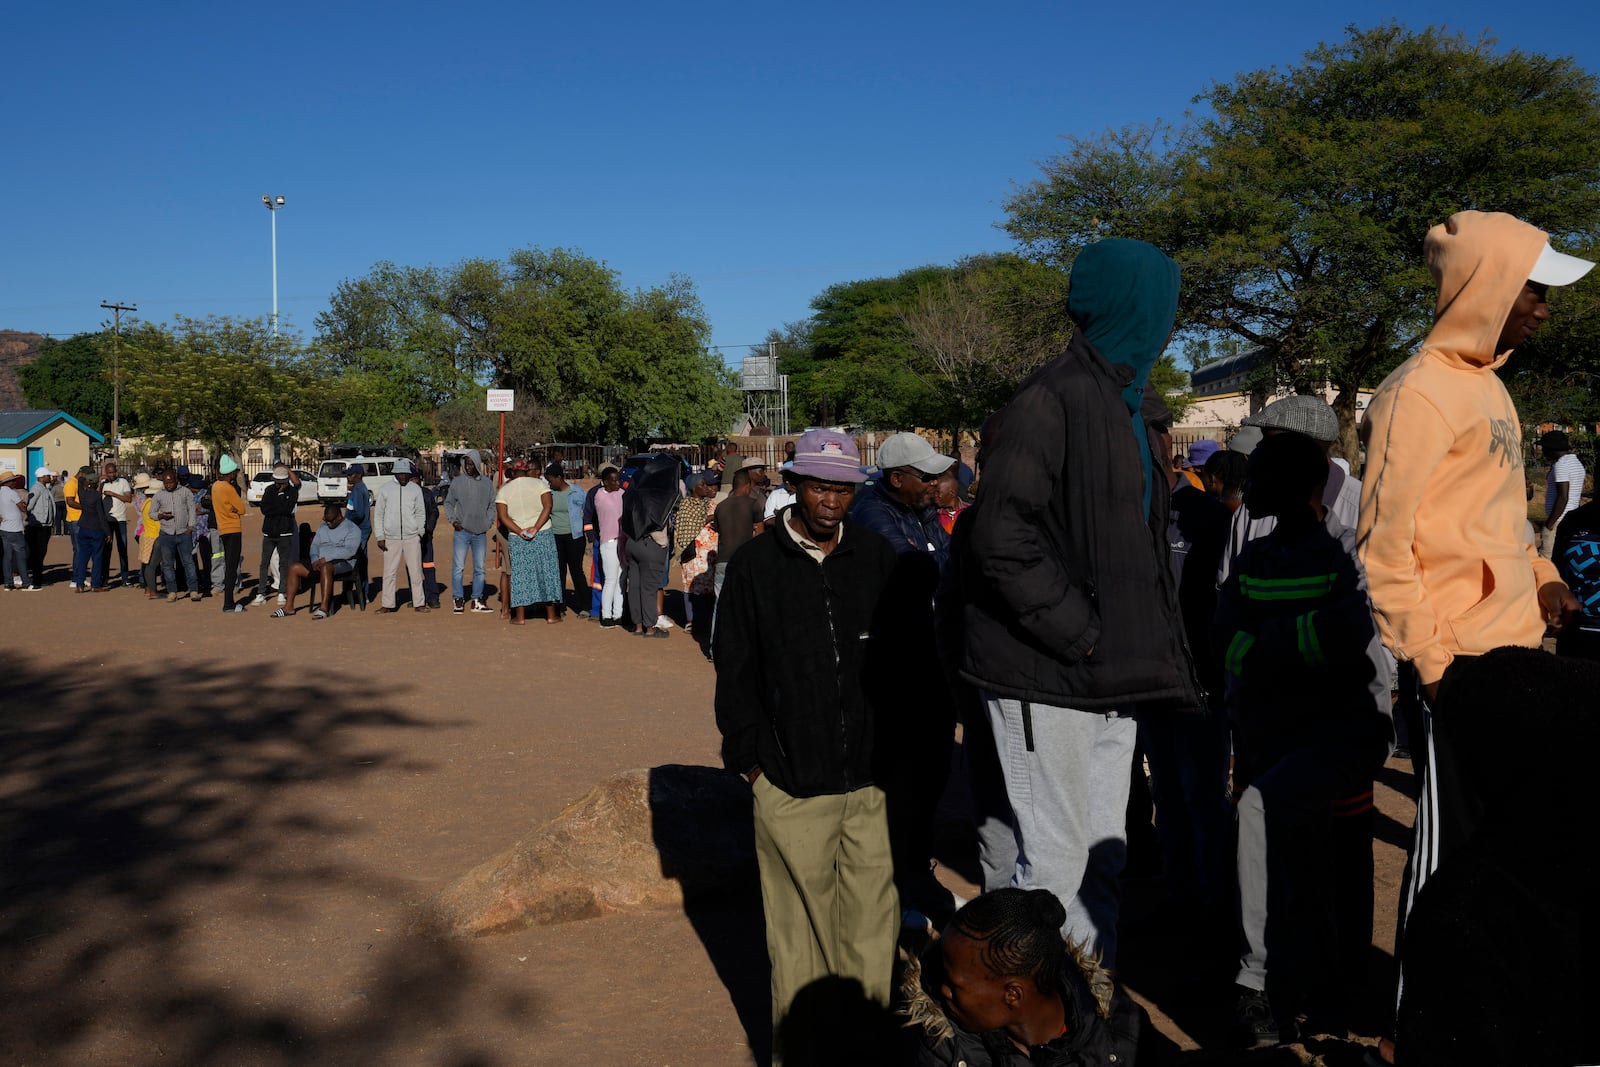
1331, 381, 1362, 468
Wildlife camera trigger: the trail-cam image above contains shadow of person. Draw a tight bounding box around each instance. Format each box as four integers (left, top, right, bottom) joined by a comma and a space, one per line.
776, 975, 900, 1067
646, 764, 770, 1063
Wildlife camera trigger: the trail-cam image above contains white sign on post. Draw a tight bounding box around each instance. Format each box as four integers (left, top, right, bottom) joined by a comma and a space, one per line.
486, 389, 515, 412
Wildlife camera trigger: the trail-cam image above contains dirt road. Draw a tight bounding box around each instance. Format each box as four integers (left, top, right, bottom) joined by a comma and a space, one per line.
0, 509, 1412, 1065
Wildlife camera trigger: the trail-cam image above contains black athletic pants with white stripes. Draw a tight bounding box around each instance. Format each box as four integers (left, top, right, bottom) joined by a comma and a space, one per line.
1395, 657, 1483, 990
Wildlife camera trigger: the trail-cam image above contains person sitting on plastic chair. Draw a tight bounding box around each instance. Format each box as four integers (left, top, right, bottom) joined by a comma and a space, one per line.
272, 504, 361, 619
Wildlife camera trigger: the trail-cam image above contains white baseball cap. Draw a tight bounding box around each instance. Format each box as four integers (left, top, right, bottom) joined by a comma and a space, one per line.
35, 466, 55, 480
1529, 243, 1595, 287
876, 432, 956, 476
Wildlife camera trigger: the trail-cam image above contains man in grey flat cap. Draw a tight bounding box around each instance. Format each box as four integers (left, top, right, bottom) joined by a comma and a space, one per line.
1218, 395, 1361, 583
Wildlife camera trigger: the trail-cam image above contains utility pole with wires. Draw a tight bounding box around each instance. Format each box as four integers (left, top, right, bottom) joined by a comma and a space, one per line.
100, 300, 136, 460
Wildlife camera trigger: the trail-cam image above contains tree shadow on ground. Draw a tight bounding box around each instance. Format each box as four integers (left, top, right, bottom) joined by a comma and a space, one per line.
0, 655, 533, 1066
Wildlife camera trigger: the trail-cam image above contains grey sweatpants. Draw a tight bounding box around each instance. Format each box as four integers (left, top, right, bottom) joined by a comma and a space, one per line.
982, 693, 1136, 968
1235, 739, 1377, 1003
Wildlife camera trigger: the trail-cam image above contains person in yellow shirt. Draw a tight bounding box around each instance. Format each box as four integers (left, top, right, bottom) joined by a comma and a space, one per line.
62, 465, 88, 588
133, 472, 162, 598
211, 456, 249, 614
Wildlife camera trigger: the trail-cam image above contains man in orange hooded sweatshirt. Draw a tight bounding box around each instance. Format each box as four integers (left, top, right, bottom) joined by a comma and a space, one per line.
1357, 212, 1591, 1016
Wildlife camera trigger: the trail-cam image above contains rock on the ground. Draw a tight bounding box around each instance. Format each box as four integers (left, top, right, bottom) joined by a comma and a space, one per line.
414, 764, 756, 938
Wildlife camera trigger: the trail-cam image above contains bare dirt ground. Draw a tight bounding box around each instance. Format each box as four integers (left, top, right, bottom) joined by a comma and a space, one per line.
0, 508, 1413, 1066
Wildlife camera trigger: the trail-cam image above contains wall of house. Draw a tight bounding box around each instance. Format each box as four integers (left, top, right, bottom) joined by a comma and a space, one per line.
0, 421, 95, 480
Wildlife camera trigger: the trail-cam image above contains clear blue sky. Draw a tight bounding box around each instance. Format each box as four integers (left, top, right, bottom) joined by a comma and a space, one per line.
5, 1, 1597, 365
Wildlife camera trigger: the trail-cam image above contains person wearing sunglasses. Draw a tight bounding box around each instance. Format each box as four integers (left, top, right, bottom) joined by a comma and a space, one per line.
849, 430, 959, 930
852, 431, 953, 562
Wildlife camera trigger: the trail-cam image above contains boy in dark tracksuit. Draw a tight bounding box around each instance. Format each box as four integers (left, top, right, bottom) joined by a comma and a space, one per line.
1215, 432, 1393, 1048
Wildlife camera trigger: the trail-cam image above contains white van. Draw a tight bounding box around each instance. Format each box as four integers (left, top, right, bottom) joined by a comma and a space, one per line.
316, 456, 400, 505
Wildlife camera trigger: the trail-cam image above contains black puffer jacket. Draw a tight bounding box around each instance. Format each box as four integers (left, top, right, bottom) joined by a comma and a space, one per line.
713, 517, 901, 798
957, 331, 1200, 710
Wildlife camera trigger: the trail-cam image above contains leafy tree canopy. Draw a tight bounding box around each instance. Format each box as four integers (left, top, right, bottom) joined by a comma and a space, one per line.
316, 248, 737, 447
1003, 24, 1600, 457
122, 316, 318, 458
17, 328, 153, 434
772, 254, 1077, 433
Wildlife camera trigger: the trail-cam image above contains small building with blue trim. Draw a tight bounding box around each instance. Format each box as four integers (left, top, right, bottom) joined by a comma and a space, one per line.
0, 410, 106, 483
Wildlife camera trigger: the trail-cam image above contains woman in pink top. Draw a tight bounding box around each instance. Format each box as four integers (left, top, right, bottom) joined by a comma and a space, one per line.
593, 466, 627, 626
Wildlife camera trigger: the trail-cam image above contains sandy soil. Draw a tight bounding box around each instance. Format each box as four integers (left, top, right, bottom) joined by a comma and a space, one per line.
0, 507, 1412, 1066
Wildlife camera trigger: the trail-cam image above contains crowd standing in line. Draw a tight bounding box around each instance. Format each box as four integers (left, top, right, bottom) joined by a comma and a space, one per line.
8, 213, 1599, 1067
702, 221, 1595, 1066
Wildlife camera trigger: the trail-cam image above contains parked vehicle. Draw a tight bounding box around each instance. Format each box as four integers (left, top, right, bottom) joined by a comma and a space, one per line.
246, 469, 319, 507
316, 456, 400, 505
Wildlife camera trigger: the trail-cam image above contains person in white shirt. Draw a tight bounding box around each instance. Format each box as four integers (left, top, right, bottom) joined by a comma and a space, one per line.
1539, 430, 1586, 559
762, 464, 797, 525
99, 461, 136, 586
373, 459, 429, 612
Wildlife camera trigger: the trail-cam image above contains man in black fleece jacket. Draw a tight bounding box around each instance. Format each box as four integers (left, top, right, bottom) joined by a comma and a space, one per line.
714, 429, 902, 1065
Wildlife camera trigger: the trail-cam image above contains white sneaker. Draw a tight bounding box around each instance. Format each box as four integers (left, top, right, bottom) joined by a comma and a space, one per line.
251, 594, 271, 606
656, 617, 675, 629
277, 594, 286, 605
68, 582, 78, 590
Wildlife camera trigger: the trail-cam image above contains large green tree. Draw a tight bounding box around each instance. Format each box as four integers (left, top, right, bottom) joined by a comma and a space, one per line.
17, 327, 158, 434
123, 316, 326, 459
316, 248, 737, 447
1004, 25, 1600, 458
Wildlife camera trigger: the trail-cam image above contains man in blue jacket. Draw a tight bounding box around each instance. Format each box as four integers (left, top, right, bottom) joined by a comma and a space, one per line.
851, 431, 958, 926
851, 431, 952, 564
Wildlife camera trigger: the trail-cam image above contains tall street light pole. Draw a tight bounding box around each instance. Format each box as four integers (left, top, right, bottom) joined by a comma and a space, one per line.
100, 300, 136, 461
262, 194, 286, 461
262, 194, 285, 335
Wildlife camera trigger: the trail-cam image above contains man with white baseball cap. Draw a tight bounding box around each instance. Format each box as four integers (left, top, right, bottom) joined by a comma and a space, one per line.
253, 462, 300, 606
25, 468, 56, 588
850, 431, 960, 925
853, 432, 954, 560
1357, 211, 1591, 1064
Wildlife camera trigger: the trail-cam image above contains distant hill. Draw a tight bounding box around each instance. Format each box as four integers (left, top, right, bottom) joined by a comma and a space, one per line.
0, 331, 43, 410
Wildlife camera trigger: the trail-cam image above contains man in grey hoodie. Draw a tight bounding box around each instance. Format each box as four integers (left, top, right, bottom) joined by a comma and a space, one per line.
443, 449, 497, 613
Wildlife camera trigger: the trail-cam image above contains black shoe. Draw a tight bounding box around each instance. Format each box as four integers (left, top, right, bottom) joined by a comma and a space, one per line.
1233, 986, 1279, 1049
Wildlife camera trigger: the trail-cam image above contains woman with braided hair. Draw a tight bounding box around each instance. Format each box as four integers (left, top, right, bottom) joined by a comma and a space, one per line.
900, 888, 1147, 1066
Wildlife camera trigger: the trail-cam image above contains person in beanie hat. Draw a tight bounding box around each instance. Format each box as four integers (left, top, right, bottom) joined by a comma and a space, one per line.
212, 455, 249, 613
714, 428, 905, 1060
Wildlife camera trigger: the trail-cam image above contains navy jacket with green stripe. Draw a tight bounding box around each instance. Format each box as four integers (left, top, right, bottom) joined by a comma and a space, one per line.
1214, 511, 1393, 763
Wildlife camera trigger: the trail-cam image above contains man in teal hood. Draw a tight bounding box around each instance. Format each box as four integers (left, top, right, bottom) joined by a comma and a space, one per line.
957, 236, 1197, 969
1067, 237, 1182, 518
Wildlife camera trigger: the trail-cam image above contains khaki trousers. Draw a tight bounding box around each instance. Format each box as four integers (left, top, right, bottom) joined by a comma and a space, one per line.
381, 537, 423, 609
751, 775, 896, 1060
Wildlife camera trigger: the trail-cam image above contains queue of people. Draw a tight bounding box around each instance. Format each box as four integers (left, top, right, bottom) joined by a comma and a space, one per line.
711, 219, 1599, 1067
